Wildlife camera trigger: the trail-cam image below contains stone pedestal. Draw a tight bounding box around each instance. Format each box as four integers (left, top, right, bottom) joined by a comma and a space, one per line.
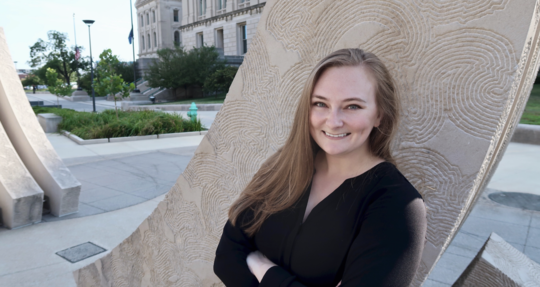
66, 90, 91, 102
123, 91, 152, 106
128, 91, 149, 101
0, 27, 81, 217
38, 113, 62, 133
453, 233, 540, 286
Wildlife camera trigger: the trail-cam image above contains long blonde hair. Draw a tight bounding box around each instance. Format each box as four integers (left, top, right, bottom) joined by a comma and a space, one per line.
229, 48, 400, 236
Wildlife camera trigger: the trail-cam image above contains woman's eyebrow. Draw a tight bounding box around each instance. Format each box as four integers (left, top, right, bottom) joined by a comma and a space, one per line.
312, 95, 327, 101
312, 95, 366, 103
343, 97, 366, 103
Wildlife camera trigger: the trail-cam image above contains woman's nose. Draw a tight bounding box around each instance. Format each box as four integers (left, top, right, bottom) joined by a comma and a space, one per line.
326, 108, 344, 128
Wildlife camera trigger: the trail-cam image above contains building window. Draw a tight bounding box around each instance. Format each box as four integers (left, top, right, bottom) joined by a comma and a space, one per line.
199, 0, 206, 16
146, 13, 149, 25
142, 35, 145, 49
154, 32, 157, 47
215, 28, 224, 49
216, 0, 226, 10
173, 9, 179, 22
197, 32, 204, 48
141, 15, 144, 26
152, 11, 156, 23
174, 31, 181, 46
238, 0, 249, 8
148, 34, 151, 48
238, 23, 247, 54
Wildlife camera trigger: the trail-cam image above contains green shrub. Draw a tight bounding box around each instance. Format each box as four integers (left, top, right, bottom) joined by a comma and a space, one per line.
32, 107, 203, 139
521, 85, 540, 125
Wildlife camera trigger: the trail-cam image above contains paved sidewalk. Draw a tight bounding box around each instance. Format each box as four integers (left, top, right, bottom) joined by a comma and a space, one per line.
0, 134, 204, 286
424, 142, 540, 286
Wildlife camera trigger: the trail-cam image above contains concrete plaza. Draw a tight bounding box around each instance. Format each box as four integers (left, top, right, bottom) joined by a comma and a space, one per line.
0, 94, 538, 286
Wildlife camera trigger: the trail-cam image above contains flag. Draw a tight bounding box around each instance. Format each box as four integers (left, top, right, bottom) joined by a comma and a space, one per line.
128, 28, 134, 44
75, 46, 80, 61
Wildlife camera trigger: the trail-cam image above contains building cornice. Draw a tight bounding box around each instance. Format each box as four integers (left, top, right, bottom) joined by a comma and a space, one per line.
178, 2, 265, 32
135, 0, 155, 9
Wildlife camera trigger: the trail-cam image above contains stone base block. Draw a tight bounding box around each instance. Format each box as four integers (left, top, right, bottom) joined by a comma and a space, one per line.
65, 95, 91, 102
128, 92, 148, 101
0, 123, 43, 229
511, 124, 540, 146
65, 90, 92, 102
453, 232, 540, 286
38, 113, 62, 133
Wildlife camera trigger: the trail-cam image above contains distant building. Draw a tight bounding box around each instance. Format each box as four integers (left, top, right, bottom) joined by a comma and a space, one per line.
17, 69, 36, 75
135, 0, 266, 74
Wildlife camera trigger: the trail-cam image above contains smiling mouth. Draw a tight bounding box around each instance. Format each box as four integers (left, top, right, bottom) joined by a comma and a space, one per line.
323, 131, 351, 138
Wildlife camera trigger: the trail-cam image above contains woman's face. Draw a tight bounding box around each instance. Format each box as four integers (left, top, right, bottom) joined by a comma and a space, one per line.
309, 65, 381, 158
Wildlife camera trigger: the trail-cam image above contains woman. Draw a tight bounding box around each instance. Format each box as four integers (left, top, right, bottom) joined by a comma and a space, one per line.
214, 49, 427, 286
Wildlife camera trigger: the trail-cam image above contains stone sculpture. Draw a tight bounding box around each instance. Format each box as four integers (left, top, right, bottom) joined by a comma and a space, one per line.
453, 233, 540, 286
0, 27, 82, 218
74, 0, 540, 285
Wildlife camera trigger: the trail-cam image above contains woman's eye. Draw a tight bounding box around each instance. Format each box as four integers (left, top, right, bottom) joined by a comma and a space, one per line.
314, 102, 327, 107
347, 105, 362, 110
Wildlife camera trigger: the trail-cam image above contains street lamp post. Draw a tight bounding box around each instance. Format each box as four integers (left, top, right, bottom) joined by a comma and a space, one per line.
83, 19, 96, 112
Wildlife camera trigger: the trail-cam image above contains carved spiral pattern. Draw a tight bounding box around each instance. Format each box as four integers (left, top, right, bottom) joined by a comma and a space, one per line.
74, 0, 539, 286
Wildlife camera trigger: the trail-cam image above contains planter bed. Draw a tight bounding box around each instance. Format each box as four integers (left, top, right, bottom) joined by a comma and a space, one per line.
33, 107, 204, 142
62, 130, 207, 145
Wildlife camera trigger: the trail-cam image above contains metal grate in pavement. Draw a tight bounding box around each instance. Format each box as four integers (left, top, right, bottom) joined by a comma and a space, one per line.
489, 192, 540, 211
56, 242, 106, 263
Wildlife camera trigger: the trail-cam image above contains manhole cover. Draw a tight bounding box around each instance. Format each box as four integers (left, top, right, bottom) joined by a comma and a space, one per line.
56, 242, 106, 263
488, 192, 540, 211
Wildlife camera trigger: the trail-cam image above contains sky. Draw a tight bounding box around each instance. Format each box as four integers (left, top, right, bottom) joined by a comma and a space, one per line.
0, 0, 140, 70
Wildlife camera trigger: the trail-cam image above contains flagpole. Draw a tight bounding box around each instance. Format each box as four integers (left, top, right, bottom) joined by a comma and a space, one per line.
130, 0, 139, 91
73, 13, 81, 90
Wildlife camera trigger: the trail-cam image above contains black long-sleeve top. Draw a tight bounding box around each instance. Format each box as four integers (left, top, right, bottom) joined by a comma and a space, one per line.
214, 162, 427, 287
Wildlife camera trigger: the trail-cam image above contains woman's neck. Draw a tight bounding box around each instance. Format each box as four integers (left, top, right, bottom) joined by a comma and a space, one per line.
314, 147, 384, 179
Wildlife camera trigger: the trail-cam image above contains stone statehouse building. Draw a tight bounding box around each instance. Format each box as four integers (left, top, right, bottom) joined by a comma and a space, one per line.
136, 0, 266, 73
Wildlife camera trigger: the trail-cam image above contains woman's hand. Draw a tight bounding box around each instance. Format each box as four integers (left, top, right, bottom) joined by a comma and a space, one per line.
246, 251, 277, 282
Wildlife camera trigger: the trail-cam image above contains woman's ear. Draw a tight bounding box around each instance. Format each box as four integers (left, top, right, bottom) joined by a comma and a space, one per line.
374, 111, 383, 128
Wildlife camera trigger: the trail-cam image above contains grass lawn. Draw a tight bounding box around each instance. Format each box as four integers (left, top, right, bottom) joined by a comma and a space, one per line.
156, 94, 226, 105
33, 107, 203, 140
521, 84, 540, 125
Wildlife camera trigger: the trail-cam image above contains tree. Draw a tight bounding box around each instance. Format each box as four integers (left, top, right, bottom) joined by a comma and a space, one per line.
115, 61, 136, 84
93, 49, 135, 119
147, 46, 191, 92
146, 45, 225, 97
21, 74, 42, 88
45, 68, 72, 106
29, 31, 89, 86
203, 66, 238, 94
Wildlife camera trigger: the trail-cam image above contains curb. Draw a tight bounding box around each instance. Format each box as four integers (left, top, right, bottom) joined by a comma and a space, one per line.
511, 124, 540, 145
61, 130, 207, 145
122, 103, 223, 112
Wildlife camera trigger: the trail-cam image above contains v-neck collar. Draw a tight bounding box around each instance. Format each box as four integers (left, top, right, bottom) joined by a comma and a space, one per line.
300, 161, 388, 225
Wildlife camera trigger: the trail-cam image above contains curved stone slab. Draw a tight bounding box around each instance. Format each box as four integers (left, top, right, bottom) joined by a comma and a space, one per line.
75, 0, 540, 286
0, 121, 43, 229
453, 233, 540, 286
0, 28, 81, 217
